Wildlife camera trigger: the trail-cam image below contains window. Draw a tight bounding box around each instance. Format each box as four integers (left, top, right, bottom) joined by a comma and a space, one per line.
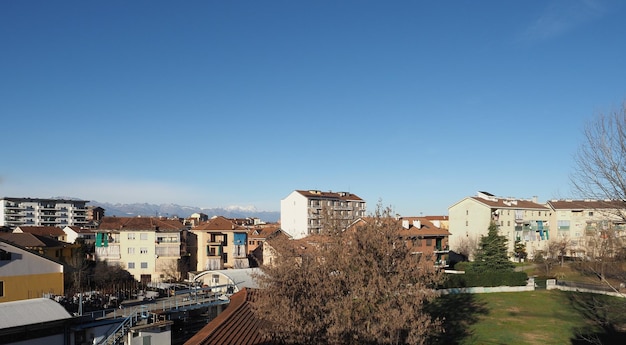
128, 247, 135, 254
0, 281, 3, 297
140, 233, 148, 240
507, 221, 511, 226
426, 239, 432, 246
128, 262, 135, 269
127, 233, 135, 240
140, 247, 148, 254
0, 250, 11, 261
141, 262, 148, 269
465, 221, 468, 226
589, 211, 594, 216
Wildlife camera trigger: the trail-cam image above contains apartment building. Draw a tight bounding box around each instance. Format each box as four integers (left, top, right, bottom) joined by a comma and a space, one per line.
547, 199, 626, 258
448, 191, 551, 259
189, 216, 250, 271
280, 190, 367, 239
94, 217, 188, 284
397, 216, 451, 267
0, 197, 88, 228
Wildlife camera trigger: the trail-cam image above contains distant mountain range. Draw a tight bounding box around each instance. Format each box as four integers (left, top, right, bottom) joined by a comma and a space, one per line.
88, 201, 280, 223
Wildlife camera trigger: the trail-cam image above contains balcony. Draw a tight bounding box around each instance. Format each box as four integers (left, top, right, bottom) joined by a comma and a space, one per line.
434, 260, 448, 268
5, 202, 26, 209
434, 245, 450, 254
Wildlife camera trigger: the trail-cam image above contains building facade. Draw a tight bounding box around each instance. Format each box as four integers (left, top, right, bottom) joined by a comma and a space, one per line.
0, 197, 88, 228
94, 217, 189, 284
397, 216, 451, 267
280, 190, 367, 239
448, 191, 551, 260
189, 216, 250, 271
547, 199, 626, 258
0, 239, 64, 302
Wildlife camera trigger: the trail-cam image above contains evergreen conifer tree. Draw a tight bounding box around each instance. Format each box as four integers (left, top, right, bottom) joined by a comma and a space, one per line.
472, 221, 514, 273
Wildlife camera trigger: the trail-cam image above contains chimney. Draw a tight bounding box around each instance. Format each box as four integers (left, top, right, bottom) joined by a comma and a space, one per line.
402, 220, 409, 229
413, 220, 421, 229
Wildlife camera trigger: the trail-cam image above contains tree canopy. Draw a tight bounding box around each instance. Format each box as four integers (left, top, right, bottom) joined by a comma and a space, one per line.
253, 205, 444, 345
471, 222, 514, 273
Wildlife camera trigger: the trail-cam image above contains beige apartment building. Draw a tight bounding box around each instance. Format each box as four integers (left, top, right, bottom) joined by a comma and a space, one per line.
189, 216, 250, 271
448, 191, 551, 260
546, 199, 626, 258
94, 217, 188, 284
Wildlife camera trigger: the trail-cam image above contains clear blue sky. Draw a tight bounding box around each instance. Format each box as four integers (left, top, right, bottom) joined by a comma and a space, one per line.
2, 0, 626, 216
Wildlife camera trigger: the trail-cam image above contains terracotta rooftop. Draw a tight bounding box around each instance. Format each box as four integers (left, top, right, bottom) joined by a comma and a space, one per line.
184, 288, 276, 345
193, 216, 248, 231
547, 199, 626, 210
0, 232, 67, 248
98, 217, 185, 231
14, 226, 65, 237
397, 217, 451, 237
296, 190, 363, 201
469, 196, 549, 210
248, 226, 281, 239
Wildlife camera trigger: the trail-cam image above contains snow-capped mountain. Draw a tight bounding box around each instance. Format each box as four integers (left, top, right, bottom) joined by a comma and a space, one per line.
89, 201, 280, 223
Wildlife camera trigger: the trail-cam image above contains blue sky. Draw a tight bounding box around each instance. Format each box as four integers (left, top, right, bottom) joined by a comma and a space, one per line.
1, 0, 626, 217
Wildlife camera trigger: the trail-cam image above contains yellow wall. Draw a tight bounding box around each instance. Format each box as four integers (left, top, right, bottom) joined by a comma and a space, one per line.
0, 272, 64, 302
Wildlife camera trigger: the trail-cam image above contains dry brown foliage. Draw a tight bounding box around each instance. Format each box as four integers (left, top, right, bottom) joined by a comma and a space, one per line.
253, 205, 444, 345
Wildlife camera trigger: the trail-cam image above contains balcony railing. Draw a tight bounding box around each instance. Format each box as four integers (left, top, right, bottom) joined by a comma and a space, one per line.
434, 245, 450, 253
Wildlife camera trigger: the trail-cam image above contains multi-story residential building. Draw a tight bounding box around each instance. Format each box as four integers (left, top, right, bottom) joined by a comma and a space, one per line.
189, 216, 250, 271
397, 216, 451, 267
280, 190, 367, 239
448, 191, 551, 260
547, 199, 626, 258
0, 197, 88, 228
94, 217, 189, 284
247, 225, 281, 256
0, 238, 64, 302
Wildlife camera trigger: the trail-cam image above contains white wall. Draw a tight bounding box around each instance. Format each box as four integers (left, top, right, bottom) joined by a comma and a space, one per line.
280, 191, 308, 239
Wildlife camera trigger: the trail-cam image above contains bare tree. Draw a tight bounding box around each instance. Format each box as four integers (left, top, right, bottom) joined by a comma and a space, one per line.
455, 234, 479, 261
253, 204, 444, 345
571, 103, 626, 219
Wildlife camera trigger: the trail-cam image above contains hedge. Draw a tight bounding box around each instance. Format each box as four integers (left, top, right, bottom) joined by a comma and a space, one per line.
441, 271, 528, 288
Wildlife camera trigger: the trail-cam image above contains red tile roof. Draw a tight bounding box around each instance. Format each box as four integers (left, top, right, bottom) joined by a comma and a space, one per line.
193, 216, 248, 231
98, 217, 185, 231
398, 217, 451, 237
0, 232, 66, 248
469, 197, 548, 210
296, 190, 363, 201
184, 288, 275, 345
14, 226, 65, 237
248, 226, 280, 240
547, 199, 626, 210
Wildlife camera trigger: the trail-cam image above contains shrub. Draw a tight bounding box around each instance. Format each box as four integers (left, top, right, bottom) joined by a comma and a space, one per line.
441, 271, 528, 288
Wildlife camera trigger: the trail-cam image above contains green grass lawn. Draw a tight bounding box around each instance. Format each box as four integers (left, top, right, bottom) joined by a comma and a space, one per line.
432, 289, 625, 345
462, 290, 586, 345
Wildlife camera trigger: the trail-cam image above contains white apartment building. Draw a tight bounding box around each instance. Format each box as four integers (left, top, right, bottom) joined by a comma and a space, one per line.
280, 190, 366, 239
0, 197, 88, 228
448, 191, 551, 260
95, 217, 188, 284
547, 199, 626, 258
